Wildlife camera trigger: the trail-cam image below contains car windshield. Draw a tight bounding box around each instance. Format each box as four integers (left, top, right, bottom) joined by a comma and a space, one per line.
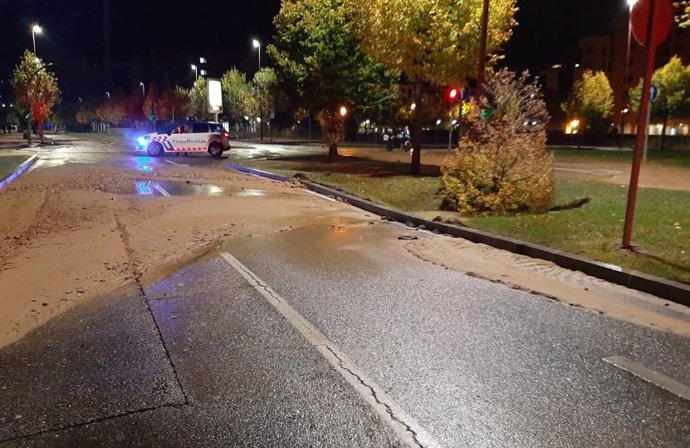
209, 123, 224, 133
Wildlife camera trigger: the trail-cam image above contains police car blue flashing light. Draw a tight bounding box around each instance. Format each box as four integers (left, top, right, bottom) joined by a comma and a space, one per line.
135, 135, 150, 149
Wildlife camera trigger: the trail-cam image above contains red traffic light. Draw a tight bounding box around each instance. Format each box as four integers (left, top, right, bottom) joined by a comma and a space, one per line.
448, 88, 459, 101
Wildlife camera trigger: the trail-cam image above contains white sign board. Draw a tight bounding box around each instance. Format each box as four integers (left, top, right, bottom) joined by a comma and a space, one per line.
208, 78, 223, 114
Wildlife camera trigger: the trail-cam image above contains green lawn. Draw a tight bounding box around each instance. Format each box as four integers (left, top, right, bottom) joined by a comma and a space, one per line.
470, 179, 690, 284
549, 147, 690, 168
0, 155, 32, 180
245, 155, 690, 284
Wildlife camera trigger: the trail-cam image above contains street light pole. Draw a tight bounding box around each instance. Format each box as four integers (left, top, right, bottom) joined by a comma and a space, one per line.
31, 25, 42, 55
621, 0, 639, 146
139, 82, 145, 98
191, 64, 198, 80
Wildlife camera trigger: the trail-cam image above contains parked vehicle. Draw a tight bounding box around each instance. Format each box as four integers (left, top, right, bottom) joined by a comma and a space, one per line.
134, 121, 230, 158
383, 128, 412, 152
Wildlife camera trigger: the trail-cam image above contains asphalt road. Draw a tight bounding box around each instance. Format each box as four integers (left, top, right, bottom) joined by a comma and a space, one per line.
1, 137, 689, 446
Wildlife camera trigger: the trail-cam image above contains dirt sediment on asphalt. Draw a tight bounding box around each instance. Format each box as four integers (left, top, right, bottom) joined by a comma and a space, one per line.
0, 163, 350, 348
406, 236, 690, 338
2, 156, 688, 349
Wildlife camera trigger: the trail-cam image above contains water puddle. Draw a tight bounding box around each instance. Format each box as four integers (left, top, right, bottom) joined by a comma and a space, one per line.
131, 180, 266, 198
132, 180, 227, 197
233, 189, 267, 198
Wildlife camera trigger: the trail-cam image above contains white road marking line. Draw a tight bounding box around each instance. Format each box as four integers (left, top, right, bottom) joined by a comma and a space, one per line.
151, 183, 171, 197
603, 356, 690, 402
219, 251, 441, 448
165, 160, 189, 167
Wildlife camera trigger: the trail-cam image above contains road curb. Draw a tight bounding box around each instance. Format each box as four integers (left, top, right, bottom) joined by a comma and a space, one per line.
226, 163, 690, 307
0, 154, 39, 191
226, 163, 291, 182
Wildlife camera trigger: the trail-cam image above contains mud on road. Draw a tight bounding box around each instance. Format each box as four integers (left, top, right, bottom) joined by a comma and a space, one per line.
0, 161, 360, 348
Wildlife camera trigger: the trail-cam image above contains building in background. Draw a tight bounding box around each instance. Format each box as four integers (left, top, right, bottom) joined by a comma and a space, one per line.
545, 18, 690, 136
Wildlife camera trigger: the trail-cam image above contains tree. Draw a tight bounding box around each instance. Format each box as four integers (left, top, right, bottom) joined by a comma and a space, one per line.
562, 70, 614, 134
350, 0, 517, 173
629, 56, 690, 149
142, 83, 161, 127
268, 0, 399, 160
221, 68, 253, 128
75, 98, 98, 126
11, 50, 61, 143
97, 90, 127, 127
440, 69, 554, 215
188, 77, 209, 119
675, 1, 690, 27
251, 68, 278, 141
166, 86, 191, 122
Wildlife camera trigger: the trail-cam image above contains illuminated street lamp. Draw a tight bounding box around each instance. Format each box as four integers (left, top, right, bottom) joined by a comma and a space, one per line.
139, 82, 145, 98
252, 39, 261, 70
31, 24, 42, 55
191, 64, 198, 80
339, 106, 348, 117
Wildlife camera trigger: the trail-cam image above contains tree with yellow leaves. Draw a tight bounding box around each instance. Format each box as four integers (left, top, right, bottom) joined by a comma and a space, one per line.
349, 0, 517, 174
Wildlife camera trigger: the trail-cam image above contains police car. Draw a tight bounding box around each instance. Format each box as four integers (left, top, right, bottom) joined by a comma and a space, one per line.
134, 121, 230, 158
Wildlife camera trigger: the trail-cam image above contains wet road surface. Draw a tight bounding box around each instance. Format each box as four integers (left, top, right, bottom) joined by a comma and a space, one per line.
2, 137, 689, 446
1, 218, 689, 447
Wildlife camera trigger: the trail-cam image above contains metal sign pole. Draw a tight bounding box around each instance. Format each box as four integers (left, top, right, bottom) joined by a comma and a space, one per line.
623, 0, 658, 248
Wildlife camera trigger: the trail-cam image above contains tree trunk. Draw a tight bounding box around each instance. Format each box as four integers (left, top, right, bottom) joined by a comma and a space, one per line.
660, 115, 669, 150
39, 121, 44, 143
26, 118, 32, 145
410, 79, 423, 175
328, 143, 338, 162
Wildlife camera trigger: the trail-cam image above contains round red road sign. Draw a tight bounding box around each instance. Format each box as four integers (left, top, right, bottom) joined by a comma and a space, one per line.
632, 0, 673, 47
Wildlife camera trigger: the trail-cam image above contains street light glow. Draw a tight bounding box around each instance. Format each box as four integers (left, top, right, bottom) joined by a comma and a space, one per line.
31, 25, 43, 55
339, 106, 348, 117
252, 39, 262, 70
627, 0, 638, 8
190, 64, 197, 70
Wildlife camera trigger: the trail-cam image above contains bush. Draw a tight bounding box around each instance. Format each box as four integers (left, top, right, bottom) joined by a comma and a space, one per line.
440, 69, 554, 215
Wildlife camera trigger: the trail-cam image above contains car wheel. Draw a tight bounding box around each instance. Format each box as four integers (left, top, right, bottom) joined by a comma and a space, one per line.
208, 142, 223, 158
147, 142, 164, 157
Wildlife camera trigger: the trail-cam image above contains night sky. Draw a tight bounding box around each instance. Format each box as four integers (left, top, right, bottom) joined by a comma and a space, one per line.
0, 0, 626, 101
